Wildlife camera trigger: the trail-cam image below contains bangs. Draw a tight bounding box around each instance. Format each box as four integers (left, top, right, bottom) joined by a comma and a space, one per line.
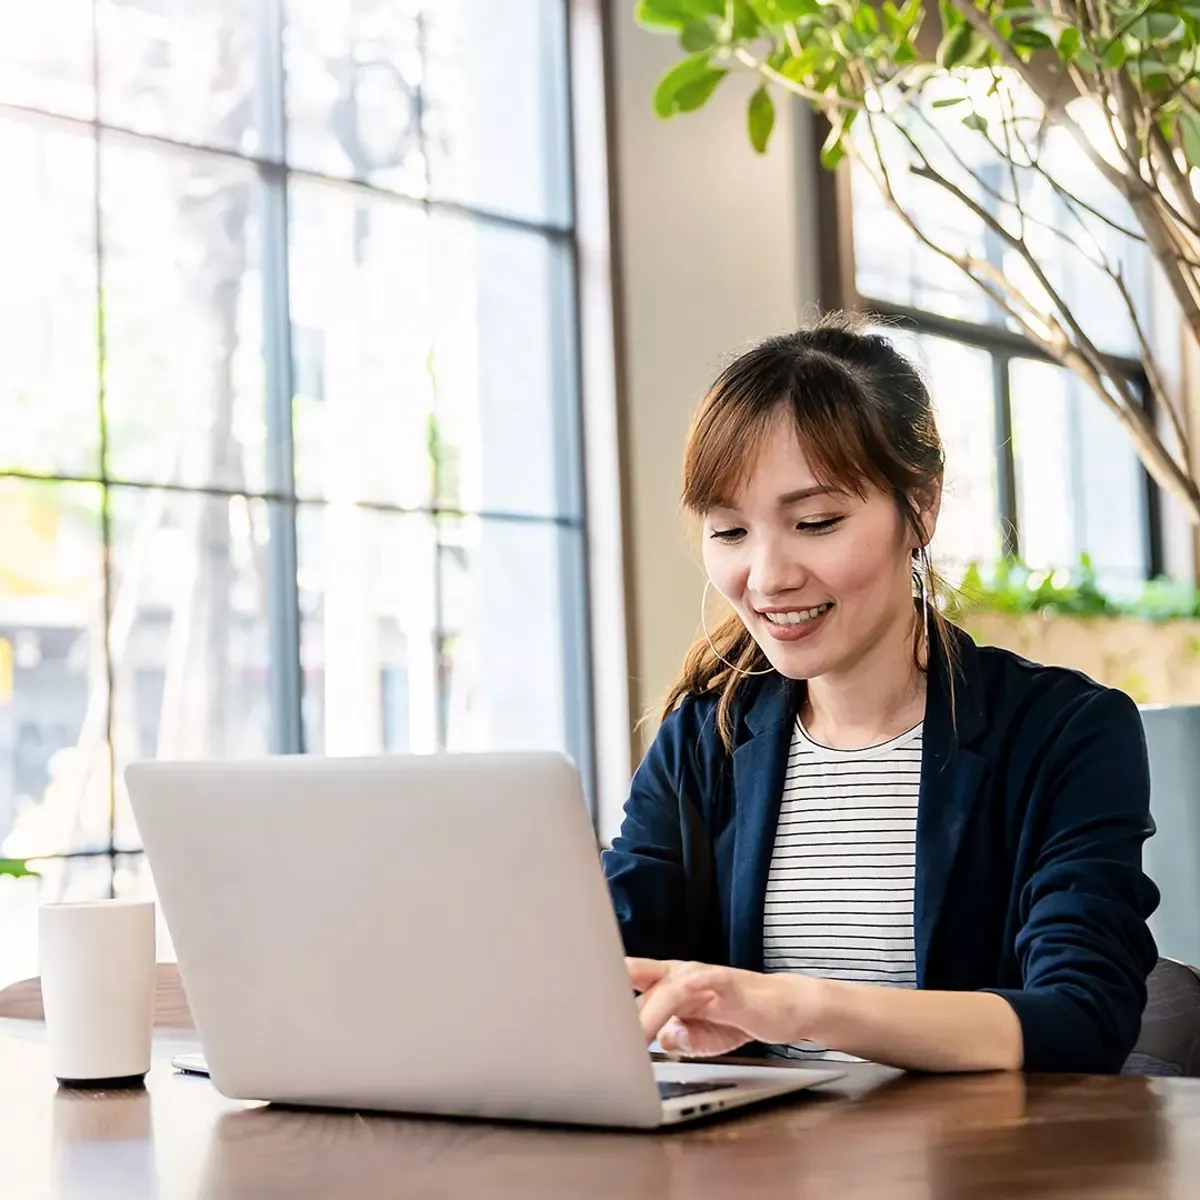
681, 352, 893, 514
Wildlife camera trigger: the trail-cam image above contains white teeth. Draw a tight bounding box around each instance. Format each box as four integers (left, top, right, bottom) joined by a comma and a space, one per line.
762, 604, 832, 625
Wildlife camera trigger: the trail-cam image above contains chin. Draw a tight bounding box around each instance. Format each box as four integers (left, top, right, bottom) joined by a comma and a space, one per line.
765, 644, 837, 682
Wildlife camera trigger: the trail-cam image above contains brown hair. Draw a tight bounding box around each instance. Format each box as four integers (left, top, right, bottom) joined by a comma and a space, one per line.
662, 310, 957, 749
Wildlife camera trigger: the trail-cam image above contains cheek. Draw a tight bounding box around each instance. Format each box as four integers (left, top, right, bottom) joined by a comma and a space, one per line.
701, 543, 749, 601
824, 529, 905, 600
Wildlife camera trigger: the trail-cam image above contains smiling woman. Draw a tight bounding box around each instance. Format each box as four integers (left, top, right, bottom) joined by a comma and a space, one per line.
603, 311, 1159, 1075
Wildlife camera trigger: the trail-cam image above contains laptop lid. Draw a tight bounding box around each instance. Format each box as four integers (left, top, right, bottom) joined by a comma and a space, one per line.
126, 752, 662, 1126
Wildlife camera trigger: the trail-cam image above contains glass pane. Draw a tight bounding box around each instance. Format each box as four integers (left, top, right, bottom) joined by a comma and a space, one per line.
439, 517, 574, 754
424, 0, 571, 224
108, 488, 273, 849
114, 852, 176, 963
432, 215, 579, 519
96, 0, 261, 156
903, 331, 1000, 579
288, 182, 434, 507
0, 480, 110, 860
298, 506, 437, 757
0, 856, 113, 990
0, 1, 94, 120
852, 82, 1149, 358
1011, 123, 1146, 361
284, 0, 426, 194
1010, 358, 1148, 594
101, 136, 266, 493
0, 118, 100, 477
851, 129, 993, 326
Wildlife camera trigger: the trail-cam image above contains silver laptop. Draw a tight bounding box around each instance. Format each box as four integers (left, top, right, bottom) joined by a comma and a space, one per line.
125, 752, 842, 1128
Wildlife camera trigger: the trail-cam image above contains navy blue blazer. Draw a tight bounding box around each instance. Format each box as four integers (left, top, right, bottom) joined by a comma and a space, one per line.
602, 627, 1160, 1073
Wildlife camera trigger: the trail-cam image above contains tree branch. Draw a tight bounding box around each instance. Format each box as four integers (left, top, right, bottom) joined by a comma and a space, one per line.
732, 47, 861, 110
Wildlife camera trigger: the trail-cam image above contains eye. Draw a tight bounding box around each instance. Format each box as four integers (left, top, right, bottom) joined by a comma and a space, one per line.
708, 527, 746, 543
796, 516, 844, 534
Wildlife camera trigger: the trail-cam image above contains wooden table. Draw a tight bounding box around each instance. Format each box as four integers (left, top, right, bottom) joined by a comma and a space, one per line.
4, 1019, 1200, 1199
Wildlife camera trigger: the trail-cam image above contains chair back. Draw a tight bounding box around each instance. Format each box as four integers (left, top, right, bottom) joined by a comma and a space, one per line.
1123, 957, 1200, 1076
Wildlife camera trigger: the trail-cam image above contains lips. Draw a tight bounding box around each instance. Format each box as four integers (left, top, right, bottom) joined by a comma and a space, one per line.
758, 603, 834, 626
756, 601, 834, 643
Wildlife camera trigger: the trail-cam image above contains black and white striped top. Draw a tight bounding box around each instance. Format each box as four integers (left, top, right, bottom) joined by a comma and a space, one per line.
763, 717, 922, 1063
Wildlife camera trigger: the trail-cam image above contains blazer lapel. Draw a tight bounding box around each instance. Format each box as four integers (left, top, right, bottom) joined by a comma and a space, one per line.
728, 678, 797, 972
913, 627, 987, 985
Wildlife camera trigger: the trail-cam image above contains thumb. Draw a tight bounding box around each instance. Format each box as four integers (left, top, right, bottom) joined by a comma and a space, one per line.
658, 1017, 693, 1054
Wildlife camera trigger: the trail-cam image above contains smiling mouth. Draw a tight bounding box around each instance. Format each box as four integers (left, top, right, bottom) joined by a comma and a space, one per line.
759, 603, 834, 626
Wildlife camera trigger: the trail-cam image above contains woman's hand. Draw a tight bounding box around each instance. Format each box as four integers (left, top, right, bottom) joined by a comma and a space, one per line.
628, 957, 824, 1057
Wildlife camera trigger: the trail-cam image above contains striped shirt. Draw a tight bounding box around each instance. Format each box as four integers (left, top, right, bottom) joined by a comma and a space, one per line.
763, 717, 922, 1063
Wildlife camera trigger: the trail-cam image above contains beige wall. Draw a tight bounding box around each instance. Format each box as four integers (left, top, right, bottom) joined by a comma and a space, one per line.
604, 18, 819, 834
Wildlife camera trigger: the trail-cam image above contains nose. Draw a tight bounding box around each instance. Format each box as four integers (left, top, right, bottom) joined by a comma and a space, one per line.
747, 534, 805, 601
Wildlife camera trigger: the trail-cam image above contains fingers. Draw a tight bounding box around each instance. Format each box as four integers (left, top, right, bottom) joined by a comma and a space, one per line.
637, 972, 723, 1043
626, 957, 672, 992
657, 1017, 690, 1053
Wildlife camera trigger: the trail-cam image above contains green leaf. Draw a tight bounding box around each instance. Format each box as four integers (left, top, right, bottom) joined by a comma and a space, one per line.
820, 118, 848, 169
748, 0, 820, 20
676, 68, 729, 111
779, 47, 823, 82
893, 39, 917, 63
0, 859, 37, 879
1181, 110, 1200, 171
1102, 38, 1127, 69
1010, 26, 1054, 52
932, 95, 967, 106
730, 0, 761, 38
938, 0, 964, 32
748, 84, 776, 152
635, 0, 712, 31
1127, 57, 1172, 81
881, 1, 907, 38
653, 52, 722, 117
1075, 46, 1097, 71
1057, 25, 1081, 62
680, 19, 717, 50
834, 22, 868, 54
1131, 13, 1185, 43
937, 22, 974, 68
853, 4, 879, 36
963, 110, 989, 132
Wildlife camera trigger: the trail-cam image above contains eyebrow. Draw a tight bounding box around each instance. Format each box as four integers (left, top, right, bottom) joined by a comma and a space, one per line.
710, 485, 833, 513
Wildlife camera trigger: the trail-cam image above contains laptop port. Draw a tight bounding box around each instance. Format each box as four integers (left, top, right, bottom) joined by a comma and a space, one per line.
679, 1107, 694, 1117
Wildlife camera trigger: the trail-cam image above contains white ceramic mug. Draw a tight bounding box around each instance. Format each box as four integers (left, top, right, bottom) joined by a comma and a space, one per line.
38, 899, 156, 1088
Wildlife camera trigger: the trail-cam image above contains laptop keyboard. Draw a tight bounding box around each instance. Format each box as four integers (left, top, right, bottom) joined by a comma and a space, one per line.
657, 1080, 739, 1101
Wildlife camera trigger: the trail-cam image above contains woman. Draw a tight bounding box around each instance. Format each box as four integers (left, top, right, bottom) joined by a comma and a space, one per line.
603, 312, 1159, 1074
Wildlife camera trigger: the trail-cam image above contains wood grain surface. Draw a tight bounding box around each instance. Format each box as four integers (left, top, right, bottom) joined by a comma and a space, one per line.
2, 1019, 1198, 1199
0, 964, 194, 1027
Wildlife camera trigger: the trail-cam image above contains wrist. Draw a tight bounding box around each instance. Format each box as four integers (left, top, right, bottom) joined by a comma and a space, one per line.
780, 972, 836, 1044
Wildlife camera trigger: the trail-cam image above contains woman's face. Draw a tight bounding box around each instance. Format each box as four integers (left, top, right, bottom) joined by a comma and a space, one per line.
700, 410, 935, 682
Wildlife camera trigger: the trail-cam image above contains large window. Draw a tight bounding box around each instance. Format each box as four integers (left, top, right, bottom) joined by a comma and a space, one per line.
826, 90, 1160, 595
0, 0, 588, 981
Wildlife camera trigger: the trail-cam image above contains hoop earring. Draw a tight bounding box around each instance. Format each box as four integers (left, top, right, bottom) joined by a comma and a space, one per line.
913, 547, 930, 648
701, 579, 775, 677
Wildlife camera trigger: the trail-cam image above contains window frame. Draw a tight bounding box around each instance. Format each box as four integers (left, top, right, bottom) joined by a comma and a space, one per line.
0, 0, 599, 911
811, 114, 1164, 582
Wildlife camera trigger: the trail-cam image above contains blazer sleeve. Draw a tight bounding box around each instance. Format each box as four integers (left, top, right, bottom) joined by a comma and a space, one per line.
984, 687, 1160, 1073
600, 701, 722, 963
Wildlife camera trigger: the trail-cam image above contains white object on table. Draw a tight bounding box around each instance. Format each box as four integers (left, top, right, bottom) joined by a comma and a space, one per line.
38, 899, 156, 1087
